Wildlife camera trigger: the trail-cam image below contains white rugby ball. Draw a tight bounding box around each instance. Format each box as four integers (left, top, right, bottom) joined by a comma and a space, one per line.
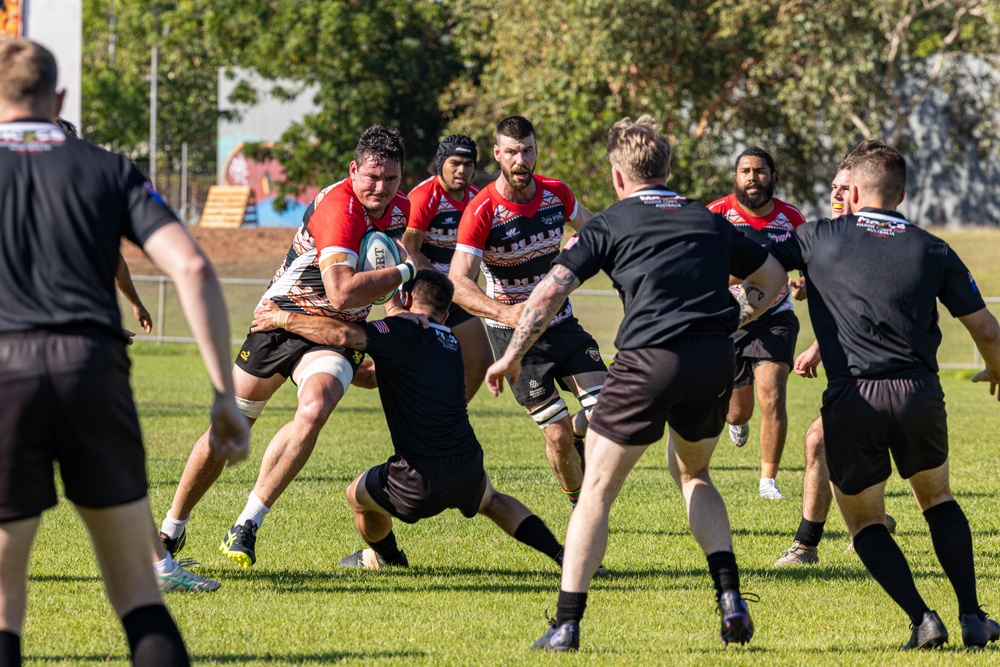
358, 230, 402, 305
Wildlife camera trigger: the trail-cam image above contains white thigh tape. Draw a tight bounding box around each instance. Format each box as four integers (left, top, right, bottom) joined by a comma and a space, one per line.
296, 355, 354, 397
234, 397, 268, 419
529, 397, 569, 429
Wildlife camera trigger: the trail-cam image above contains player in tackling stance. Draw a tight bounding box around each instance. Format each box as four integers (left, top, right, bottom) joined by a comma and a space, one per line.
769, 141, 1000, 649
486, 116, 788, 650
251, 271, 565, 568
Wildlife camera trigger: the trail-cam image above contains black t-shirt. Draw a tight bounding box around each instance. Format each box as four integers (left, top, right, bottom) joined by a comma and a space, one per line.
0, 120, 176, 337
553, 186, 769, 350
769, 207, 986, 380
364, 317, 480, 458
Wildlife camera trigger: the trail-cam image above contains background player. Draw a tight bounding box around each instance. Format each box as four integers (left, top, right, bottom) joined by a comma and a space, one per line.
708, 147, 806, 500
158, 126, 416, 569
403, 134, 492, 402
449, 116, 605, 510
486, 116, 789, 651
769, 140, 1000, 649
251, 271, 565, 569
0, 39, 248, 666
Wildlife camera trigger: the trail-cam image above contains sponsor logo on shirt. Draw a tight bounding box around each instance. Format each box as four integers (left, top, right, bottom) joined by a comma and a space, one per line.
586, 347, 601, 363
856, 215, 908, 237
503, 226, 520, 239
240, 350, 250, 361
541, 213, 563, 225
434, 329, 459, 351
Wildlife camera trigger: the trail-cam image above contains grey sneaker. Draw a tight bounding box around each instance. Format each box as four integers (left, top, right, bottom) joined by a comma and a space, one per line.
157, 564, 221, 593
338, 547, 409, 569
774, 541, 819, 567
759, 478, 786, 500
728, 422, 750, 447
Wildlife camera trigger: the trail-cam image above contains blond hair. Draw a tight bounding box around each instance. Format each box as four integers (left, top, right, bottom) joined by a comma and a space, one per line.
0, 39, 58, 108
606, 115, 671, 183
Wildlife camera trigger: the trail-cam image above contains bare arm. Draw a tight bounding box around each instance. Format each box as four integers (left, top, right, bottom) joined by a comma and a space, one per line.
321, 261, 413, 311
115, 253, 153, 334
401, 228, 434, 271
959, 307, 1000, 398
484, 264, 580, 395
251, 299, 368, 350
142, 222, 249, 464
448, 250, 523, 326
734, 254, 788, 327
565, 203, 593, 232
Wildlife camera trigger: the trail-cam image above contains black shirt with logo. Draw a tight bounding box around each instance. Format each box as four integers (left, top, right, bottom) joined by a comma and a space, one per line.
769, 207, 986, 380
553, 185, 769, 350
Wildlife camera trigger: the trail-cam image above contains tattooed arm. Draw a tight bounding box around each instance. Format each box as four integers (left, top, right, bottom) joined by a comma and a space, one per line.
484, 265, 581, 395
734, 254, 789, 327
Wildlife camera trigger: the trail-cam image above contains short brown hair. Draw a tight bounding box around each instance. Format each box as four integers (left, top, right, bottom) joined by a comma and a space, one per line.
849, 140, 906, 202
408, 269, 454, 320
0, 40, 58, 108
606, 115, 671, 183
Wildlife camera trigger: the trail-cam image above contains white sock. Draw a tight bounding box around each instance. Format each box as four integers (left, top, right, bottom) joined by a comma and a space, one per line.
159, 512, 189, 540
236, 492, 271, 529
153, 552, 176, 576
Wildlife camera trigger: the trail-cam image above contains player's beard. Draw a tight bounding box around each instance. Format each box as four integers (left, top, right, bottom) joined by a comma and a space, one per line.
502, 162, 534, 191
735, 180, 774, 210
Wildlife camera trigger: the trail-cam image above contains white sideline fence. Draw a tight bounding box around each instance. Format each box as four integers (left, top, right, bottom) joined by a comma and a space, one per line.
122, 275, 999, 370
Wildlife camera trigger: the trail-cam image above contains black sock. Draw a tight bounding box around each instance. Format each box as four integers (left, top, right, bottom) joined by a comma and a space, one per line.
794, 518, 826, 547
513, 515, 563, 561
0, 630, 21, 667
706, 550, 740, 599
924, 500, 980, 616
366, 532, 402, 563
555, 589, 588, 625
121, 604, 190, 667
852, 524, 929, 625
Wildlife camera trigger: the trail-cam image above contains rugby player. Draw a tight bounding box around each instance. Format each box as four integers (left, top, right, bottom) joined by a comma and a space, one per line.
250, 271, 565, 569
769, 140, 1000, 649
403, 134, 492, 402
158, 126, 416, 569
449, 116, 605, 509
485, 116, 788, 650
0, 40, 248, 665
708, 147, 807, 500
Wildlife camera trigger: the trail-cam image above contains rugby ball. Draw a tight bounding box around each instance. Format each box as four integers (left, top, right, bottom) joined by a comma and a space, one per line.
358, 230, 402, 305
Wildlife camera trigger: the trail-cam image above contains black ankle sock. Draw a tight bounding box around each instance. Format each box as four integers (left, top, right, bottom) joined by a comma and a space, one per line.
794, 518, 826, 548
924, 500, 980, 616
706, 550, 740, 599
121, 604, 189, 667
0, 630, 21, 666
513, 515, 564, 561
852, 524, 929, 625
555, 589, 588, 625
366, 532, 402, 563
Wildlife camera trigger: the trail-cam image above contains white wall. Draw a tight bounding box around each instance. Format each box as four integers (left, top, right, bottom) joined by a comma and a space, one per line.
24, 0, 82, 129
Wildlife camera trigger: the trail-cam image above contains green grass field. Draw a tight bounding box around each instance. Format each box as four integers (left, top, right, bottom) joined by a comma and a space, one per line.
20, 342, 1000, 665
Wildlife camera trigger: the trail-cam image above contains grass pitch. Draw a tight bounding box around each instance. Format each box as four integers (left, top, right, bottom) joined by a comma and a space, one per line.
20, 343, 1000, 665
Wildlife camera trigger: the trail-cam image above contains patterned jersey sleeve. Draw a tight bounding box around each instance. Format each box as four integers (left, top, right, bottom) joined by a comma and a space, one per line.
455, 188, 495, 258
781, 201, 808, 229
406, 180, 436, 233
543, 178, 579, 221
311, 186, 369, 273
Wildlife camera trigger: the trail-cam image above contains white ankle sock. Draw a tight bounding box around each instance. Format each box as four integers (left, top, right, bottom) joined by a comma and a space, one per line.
153, 552, 176, 576
159, 512, 189, 540
236, 492, 270, 528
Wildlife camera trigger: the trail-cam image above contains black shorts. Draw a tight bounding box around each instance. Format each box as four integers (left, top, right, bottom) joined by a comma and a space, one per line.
0, 329, 147, 521
821, 371, 949, 495
446, 302, 475, 328
235, 329, 364, 380
589, 335, 735, 446
487, 316, 607, 406
364, 448, 487, 523
731, 309, 799, 387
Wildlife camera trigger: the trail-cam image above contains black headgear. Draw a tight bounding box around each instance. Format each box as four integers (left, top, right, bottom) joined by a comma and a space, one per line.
435, 134, 478, 176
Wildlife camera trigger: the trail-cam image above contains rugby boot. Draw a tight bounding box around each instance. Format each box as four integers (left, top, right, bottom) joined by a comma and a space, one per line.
902, 610, 948, 650
728, 422, 750, 447
717, 591, 754, 646
531, 618, 579, 652
338, 547, 409, 569
959, 610, 1000, 648
159, 529, 186, 556
774, 541, 819, 567
219, 520, 258, 569
157, 564, 221, 593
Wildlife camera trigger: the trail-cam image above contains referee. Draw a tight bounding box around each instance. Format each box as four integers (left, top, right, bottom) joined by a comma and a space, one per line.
486, 116, 788, 650
0, 40, 248, 666
769, 140, 1000, 650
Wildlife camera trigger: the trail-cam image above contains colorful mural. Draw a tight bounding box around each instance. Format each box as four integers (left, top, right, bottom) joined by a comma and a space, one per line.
222, 142, 320, 227
1, 0, 23, 39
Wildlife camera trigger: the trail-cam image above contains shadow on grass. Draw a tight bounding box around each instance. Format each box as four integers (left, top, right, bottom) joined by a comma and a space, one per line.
24, 650, 424, 664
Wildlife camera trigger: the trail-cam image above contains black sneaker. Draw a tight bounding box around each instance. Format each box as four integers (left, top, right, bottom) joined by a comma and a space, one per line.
717, 591, 754, 646
531, 618, 579, 651
902, 610, 948, 650
159, 529, 186, 556
959, 610, 1000, 648
219, 520, 258, 569
338, 547, 409, 569
554, 550, 608, 576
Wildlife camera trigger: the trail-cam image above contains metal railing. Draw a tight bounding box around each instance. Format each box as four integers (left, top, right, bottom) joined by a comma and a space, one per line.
121, 275, 999, 370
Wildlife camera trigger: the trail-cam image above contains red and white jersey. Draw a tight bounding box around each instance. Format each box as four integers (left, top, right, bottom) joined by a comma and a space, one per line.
707, 194, 806, 317
262, 178, 409, 322
407, 176, 480, 273
456, 175, 578, 329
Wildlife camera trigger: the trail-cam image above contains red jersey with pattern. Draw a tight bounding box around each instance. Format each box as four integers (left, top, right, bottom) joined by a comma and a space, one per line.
407, 176, 480, 273
262, 178, 409, 322
456, 175, 578, 329
707, 194, 806, 317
